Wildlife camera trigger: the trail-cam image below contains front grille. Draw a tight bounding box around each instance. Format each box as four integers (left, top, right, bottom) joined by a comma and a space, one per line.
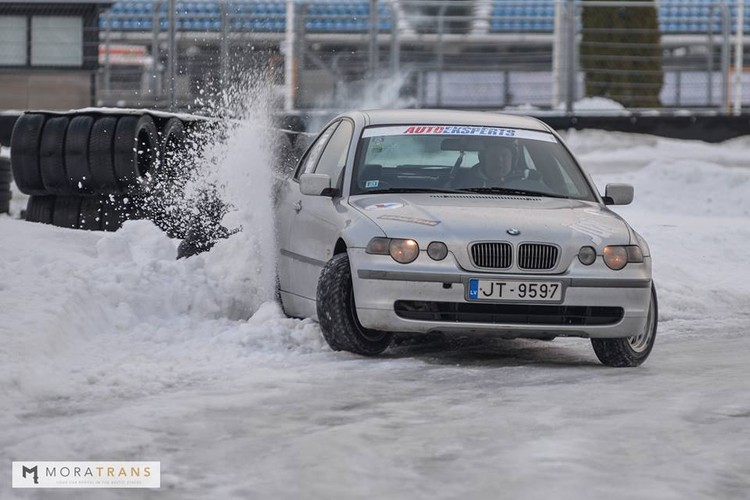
395, 301, 624, 326
470, 242, 512, 269
518, 243, 559, 270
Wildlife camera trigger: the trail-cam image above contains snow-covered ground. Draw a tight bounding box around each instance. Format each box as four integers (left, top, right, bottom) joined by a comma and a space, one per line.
2, 130, 750, 499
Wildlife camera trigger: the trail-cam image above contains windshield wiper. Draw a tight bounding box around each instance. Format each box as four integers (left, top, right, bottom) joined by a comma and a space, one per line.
458, 187, 569, 199
363, 187, 467, 194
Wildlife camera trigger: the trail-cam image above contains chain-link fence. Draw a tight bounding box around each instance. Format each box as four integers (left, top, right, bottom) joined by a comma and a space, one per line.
2, 0, 750, 113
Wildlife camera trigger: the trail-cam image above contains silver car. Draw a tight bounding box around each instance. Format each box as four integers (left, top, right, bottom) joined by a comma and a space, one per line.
277, 110, 657, 367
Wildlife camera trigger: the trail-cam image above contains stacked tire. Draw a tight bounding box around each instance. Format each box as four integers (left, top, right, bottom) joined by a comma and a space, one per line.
11, 112, 188, 232
0, 154, 11, 214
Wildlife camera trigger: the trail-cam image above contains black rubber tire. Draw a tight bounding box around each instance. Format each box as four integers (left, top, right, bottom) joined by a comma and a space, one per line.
113, 114, 159, 190
317, 253, 393, 355
89, 116, 120, 193
0, 157, 11, 183
0, 189, 11, 202
25, 195, 56, 224
65, 115, 95, 194
0, 181, 10, 195
160, 117, 186, 180
100, 194, 138, 232
40, 116, 71, 195
52, 196, 82, 229
79, 196, 104, 231
10, 113, 47, 195
0, 200, 8, 214
591, 285, 658, 367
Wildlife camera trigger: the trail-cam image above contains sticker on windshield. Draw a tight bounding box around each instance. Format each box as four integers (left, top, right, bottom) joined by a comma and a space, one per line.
364, 202, 403, 210
362, 125, 557, 143
365, 180, 379, 188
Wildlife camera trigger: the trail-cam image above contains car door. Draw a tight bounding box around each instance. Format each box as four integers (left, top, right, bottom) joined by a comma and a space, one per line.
278, 119, 355, 308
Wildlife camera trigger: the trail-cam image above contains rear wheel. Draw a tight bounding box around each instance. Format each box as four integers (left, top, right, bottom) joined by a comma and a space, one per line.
591, 285, 658, 367
317, 253, 392, 355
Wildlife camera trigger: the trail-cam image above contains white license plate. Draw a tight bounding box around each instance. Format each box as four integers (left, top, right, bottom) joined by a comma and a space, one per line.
467, 279, 563, 302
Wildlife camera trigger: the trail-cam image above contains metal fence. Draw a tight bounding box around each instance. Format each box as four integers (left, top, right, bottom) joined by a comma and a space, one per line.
2, 0, 750, 113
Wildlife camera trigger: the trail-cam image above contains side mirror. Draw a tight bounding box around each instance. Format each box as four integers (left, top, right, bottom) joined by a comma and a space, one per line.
603, 183, 634, 206
299, 173, 338, 197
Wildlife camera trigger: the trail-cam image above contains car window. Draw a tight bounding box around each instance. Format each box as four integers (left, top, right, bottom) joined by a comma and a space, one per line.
314, 120, 353, 187
294, 121, 339, 180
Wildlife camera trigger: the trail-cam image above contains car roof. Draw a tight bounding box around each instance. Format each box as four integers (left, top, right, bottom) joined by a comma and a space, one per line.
350, 109, 552, 132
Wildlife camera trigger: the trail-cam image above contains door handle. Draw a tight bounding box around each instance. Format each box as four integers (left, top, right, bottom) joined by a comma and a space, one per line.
294, 200, 302, 213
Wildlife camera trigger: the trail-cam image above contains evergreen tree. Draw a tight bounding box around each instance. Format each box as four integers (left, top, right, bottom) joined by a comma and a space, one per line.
580, 1, 663, 107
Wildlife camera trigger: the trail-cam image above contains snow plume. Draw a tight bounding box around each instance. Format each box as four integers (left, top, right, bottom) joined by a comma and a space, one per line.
186, 70, 279, 315
308, 71, 416, 133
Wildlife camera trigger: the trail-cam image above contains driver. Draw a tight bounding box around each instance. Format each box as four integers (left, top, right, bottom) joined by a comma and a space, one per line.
454, 141, 515, 188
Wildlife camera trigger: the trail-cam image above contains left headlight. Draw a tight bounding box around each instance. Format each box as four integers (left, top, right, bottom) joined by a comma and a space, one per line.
603, 245, 644, 270
366, 237, 420, 264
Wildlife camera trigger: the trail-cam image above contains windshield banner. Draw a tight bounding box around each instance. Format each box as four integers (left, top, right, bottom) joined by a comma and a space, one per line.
362, 125, 557, 143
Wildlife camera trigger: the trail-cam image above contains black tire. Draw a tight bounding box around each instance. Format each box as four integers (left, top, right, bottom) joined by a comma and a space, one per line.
25, 195, 56, 223
40, 116, 71, 195
10, 113, 46, 195
591, 285, 658, 367
113, 114, 159, 190
0, 189, 11, 202
0, 181, 11, 194
65, 115, 95, 194
317, 253, 392, 355
52, 196, 82, 229
79, 196, 104, 231
160, 117, 186, 180
89, 116, 120, 193
0, 157, 11, 183
100, 194, 136, 232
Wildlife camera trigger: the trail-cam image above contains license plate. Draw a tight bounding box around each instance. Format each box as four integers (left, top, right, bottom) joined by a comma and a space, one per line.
467, 279, 563, 302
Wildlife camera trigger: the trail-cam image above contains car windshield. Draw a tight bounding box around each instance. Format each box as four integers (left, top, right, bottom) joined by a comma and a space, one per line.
351, 125, 596, 201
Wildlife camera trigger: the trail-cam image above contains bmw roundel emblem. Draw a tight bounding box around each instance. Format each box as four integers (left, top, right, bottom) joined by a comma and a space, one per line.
507, 228, 521, 236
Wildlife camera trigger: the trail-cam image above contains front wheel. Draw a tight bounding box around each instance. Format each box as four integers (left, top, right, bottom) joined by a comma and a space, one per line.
591, 285, 658, 367
317, 253, 392, 356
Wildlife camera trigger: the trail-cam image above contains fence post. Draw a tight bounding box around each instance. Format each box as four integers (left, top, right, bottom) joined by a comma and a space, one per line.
552, 0, 565, 107
437, 3, 447, 107
369, 0, 379, 78
390, 3, 399, 75
565, 0, 576, 114
733, 0, 744, 115
284, 0, 295, 111
104, 11, 112, 96
708, 5, 715, 106
168, 0, 176, 110
220, 1, 229, 89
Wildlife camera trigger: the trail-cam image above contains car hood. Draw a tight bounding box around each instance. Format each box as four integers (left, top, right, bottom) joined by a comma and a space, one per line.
349, 193, 632, 269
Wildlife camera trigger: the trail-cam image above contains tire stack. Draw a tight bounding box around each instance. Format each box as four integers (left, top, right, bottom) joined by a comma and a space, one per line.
11, 112, 189, 233
0, 154, 11, 214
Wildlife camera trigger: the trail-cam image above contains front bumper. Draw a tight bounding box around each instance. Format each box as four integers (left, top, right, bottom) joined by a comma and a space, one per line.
349, 248, 653, 339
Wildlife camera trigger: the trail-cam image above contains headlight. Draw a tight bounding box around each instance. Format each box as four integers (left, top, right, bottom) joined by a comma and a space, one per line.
427, 241, 448, 261
389, 239, 419, 264
578, 246, 596, 265
366, 237, 420, 264
603, 245, 643, 270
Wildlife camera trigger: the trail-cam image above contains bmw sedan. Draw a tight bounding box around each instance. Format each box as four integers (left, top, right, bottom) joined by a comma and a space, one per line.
276, 109, 657, 367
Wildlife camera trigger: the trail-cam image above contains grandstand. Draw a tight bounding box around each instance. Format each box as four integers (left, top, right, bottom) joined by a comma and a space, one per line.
99, 0, 750, 35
